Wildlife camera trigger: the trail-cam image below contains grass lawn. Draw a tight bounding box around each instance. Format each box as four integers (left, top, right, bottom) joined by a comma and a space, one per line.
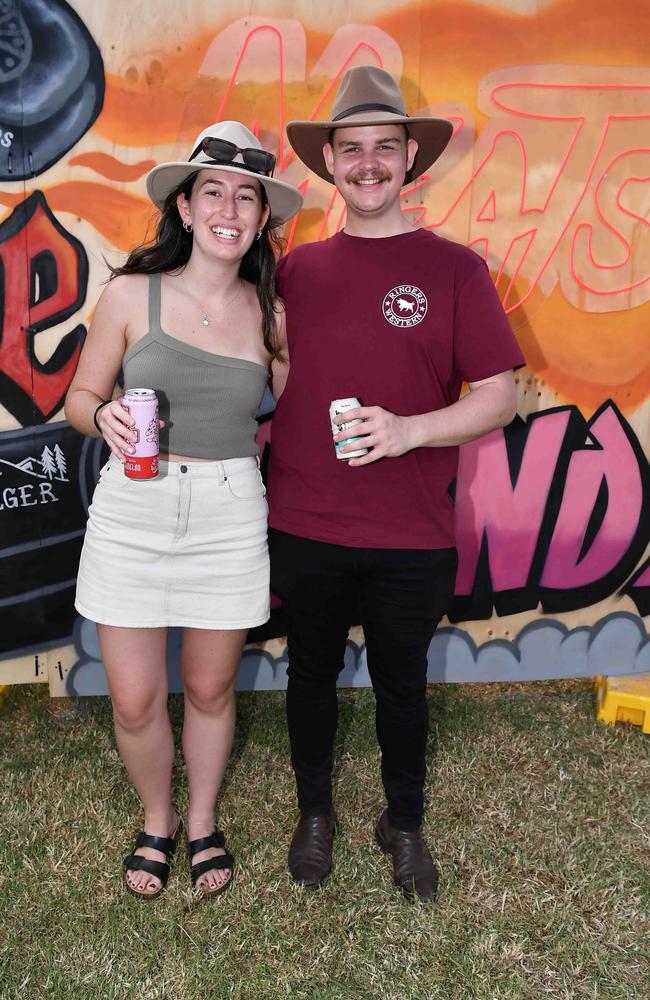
0, 679, 648, 1000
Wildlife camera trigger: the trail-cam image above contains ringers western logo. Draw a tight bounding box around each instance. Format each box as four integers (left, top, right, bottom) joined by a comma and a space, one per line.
382, 285, 428, 328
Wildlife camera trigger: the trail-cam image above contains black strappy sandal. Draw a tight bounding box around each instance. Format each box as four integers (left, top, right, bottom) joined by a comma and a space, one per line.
188, 830, 234, 899
123, 819, 183, 900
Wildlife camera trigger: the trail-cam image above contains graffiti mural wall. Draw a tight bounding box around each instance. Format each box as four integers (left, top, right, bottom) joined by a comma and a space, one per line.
0, 0, 648, 694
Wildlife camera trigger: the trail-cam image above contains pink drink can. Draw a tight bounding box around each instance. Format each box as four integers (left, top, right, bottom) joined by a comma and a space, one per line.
121, 388, 159, 479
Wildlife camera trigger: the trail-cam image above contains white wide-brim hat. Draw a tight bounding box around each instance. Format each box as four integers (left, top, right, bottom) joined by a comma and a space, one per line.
146, 121, 303, 226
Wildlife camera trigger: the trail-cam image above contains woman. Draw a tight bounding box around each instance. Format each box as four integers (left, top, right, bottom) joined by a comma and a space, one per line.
65, 121, 302, 900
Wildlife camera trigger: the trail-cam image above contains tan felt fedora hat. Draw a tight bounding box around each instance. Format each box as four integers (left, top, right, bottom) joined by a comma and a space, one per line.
146, 121, 303, 225
287, 66, 453, 184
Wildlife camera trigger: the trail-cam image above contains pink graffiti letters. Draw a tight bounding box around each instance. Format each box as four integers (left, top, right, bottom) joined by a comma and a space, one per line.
207, 33, 650, 312
451, 401, 650, 620
418, 68, 650, 313
455, 408, 574, 603
540, 405, 645, 596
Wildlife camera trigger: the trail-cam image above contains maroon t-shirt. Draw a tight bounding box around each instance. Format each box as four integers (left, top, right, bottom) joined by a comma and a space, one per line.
268, 229, 525, 549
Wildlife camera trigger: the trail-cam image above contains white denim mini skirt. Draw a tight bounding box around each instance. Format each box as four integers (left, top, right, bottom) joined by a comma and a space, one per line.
75, 455, 269, 629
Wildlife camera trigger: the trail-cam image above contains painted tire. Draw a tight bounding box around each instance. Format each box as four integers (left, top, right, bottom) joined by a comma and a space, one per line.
0, 0, 105, 180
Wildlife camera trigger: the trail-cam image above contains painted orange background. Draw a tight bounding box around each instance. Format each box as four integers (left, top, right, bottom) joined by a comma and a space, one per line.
1, 0, 647, 422
0, 0, 648, 691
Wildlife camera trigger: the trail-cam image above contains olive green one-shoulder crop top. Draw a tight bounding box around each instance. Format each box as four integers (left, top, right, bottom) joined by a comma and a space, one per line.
121, 273, 268, 459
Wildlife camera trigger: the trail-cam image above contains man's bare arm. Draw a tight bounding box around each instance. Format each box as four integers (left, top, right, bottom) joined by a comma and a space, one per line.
334, 370, 518, 467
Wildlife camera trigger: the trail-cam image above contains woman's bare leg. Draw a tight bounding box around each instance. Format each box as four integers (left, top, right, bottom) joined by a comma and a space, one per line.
98, 624, 179, 895
181, 627, 247, 891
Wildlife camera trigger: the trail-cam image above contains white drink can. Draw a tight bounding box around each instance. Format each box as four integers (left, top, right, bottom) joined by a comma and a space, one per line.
329, 397, 369, 460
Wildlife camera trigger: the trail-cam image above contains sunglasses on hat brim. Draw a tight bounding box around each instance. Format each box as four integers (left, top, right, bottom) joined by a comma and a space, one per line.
189, 137, 276, 177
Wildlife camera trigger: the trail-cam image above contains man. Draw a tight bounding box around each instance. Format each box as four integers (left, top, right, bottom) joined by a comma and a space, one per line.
268, 66, 525, 902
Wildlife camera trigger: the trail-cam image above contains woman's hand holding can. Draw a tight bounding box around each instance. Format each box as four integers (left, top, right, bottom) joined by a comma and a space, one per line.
96, 398, 137, 463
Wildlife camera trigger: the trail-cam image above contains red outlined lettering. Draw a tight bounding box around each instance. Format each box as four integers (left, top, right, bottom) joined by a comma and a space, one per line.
0, 192, 87, 425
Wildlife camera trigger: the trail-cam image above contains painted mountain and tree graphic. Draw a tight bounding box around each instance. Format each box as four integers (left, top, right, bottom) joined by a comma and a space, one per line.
7, 444, 69, 481
0, 423, 106, 655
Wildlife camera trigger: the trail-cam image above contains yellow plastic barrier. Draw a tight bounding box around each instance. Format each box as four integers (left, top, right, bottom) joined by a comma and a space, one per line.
596, 674, 650, 734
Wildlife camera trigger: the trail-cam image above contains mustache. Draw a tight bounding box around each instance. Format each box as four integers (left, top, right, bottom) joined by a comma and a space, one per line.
347, 170, 391, 183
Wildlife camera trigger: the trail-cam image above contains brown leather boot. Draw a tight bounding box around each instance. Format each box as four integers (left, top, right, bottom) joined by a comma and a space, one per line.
375, 809, 439, 902
288, 811, 337, 887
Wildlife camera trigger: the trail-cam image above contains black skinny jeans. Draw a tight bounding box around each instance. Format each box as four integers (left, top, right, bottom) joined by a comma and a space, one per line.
269, 529, 457, 832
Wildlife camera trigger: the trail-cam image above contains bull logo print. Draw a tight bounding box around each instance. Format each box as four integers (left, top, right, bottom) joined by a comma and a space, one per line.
382, 285, 428, 328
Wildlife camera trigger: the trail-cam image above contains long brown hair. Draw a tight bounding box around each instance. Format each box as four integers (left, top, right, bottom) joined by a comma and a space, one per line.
109, 174, 286, 358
